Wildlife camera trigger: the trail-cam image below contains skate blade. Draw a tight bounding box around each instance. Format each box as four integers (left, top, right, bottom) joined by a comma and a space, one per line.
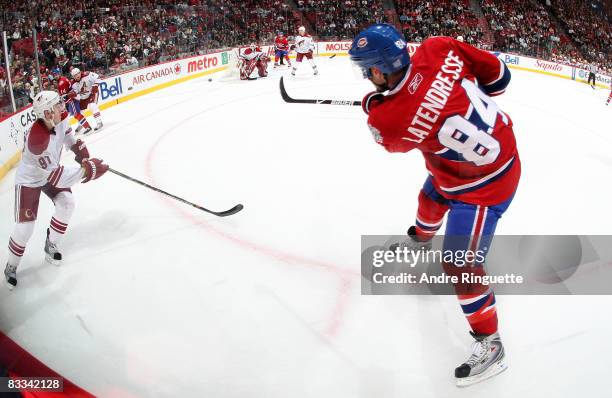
456, 359, 508, 387
45, 255, 62, 266
5, 281, 15, 291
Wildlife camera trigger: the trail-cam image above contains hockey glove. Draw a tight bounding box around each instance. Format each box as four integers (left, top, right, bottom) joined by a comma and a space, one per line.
81, 158, 109, 183
71, 139, 90, 164
362, 91, 385, 115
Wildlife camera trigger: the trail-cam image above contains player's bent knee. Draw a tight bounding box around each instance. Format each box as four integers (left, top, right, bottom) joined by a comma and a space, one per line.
54, 192, 75, 217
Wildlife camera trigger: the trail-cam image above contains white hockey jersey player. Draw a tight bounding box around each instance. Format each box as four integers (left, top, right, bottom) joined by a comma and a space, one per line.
294, 32, 315, 54
70, 69, 102, 100
5, 91, 108, 290
15, 111, 84, 189
292, 26, 318, 76
239, 44, 269, 80
70, 68, 104, 130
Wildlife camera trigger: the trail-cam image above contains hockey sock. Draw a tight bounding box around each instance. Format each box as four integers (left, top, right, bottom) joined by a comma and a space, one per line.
77, 114, 91, 129
48, 192, 74, 245
89, 103, 102, 123
444, 262, 499, 335
7, 222, 35, 267
459, 289, 498, 335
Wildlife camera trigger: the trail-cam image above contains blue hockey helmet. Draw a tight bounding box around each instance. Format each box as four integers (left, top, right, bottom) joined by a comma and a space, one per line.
348, 24, 410, 78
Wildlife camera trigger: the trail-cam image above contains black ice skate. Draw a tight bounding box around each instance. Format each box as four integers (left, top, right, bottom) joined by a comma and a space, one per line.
455, 331, 507, 387
4, 263, 17, 290
389, 226, 432, 252
45, 230, 62, 266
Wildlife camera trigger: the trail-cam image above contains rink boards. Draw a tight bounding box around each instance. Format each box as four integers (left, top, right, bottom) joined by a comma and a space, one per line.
0, 41, 610, 181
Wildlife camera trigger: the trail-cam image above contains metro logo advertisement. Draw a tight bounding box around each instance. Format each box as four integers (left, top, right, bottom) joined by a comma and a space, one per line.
187, 55, 219, 73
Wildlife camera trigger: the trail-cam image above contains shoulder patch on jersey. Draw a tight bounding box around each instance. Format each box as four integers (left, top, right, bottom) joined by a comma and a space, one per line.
28, 120, 51, 155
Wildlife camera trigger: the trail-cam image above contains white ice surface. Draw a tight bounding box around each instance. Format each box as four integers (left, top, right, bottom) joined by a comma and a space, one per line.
1, 57, 611, 397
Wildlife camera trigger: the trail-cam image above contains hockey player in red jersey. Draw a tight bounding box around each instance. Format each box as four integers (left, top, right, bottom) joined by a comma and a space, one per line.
58, 75, 93, 135
239, 43, 270, 80
70, 67, 104, 130
606, 84, 611, 105
4, 91, 109, 290
349, 24, 519, 386
274, 32, 291, 68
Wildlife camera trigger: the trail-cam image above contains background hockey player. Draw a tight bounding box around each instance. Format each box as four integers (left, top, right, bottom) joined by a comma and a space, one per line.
58, 74, 92, 135
291, 26, 318, 76
239, 43, 270, 80
4, 91, 109, 290
70, 67, 103, 130
274, 32, 291, 68
349, 24, 519, 386
607, 83, 612, 105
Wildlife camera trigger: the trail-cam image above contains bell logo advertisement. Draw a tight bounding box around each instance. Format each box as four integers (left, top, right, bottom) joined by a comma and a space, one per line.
503, 54, 520, 65
100, 77, 124, 100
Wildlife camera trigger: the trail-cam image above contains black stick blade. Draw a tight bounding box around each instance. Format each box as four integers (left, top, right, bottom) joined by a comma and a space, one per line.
279, 77, 362, 106
206, 204, 244, 217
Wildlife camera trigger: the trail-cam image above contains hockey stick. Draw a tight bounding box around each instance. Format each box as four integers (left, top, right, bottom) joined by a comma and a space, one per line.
108, 168, 244, 217
279, 77, 361, 106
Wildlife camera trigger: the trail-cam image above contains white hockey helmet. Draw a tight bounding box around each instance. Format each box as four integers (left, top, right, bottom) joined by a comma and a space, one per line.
298, 26, 306, 33
70, 67, 81, 79
33, 90, 62, 119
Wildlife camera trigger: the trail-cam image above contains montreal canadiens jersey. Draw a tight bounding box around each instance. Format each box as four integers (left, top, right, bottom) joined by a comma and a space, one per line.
15, 114, 83, 188
58, 76, 76, 99
294, 34, 314, 54
367, 36, 520, 206
71, 71, 101, 100
274, 36, 289, 51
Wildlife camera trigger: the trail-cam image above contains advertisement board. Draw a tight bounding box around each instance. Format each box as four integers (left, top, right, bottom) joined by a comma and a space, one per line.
1, 43, 610, 180
0, 107, 36, 179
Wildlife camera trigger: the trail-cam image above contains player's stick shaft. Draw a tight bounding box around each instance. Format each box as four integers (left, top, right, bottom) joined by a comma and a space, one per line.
108, 168, 244, 217
279, 77, 361, 106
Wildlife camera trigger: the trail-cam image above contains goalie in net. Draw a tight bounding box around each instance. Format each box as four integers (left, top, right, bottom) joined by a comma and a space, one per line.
238, 43, 270, 80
